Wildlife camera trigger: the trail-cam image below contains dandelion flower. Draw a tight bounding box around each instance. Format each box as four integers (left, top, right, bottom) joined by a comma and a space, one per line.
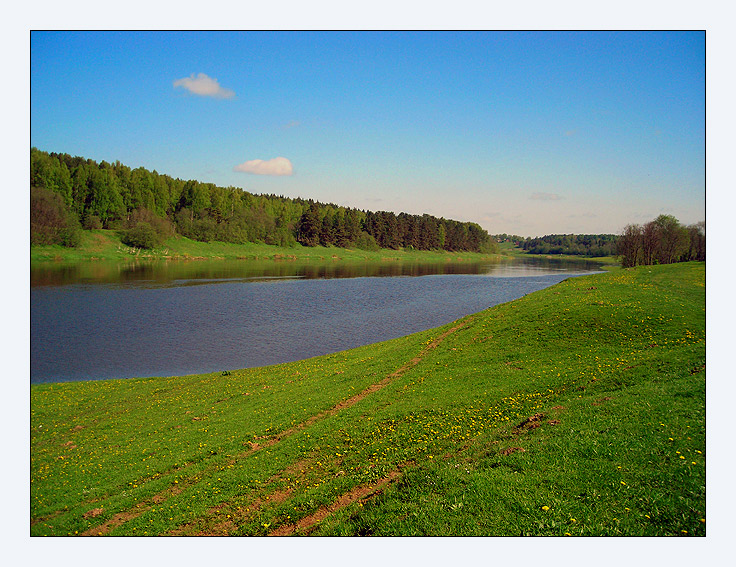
541, 506, 550, 511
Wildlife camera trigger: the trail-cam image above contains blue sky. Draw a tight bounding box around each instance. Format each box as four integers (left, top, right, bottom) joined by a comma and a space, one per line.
30, 30, 705, 236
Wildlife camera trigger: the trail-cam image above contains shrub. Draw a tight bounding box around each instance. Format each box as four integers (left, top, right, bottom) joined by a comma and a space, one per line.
127, 207, 174, 240
354, 231, 380, 251
121, 221, 161, 249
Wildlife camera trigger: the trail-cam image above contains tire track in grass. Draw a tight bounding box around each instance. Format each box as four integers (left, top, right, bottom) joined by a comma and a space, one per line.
268, 469, 404, 536
167, 458, 312, 536
80, 320, 469, 536
238, 319, 472, 452
168, 321, 470, 536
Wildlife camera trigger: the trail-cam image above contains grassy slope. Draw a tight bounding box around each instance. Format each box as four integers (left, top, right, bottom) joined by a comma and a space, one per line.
30, 263, 705, 536
30, 229, 502, 263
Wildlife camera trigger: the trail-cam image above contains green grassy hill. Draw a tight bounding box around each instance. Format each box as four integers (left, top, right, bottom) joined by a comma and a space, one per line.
30, 262, 705, 536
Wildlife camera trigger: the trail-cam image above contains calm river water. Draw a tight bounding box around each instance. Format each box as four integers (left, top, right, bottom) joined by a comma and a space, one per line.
30, 257, 603, 383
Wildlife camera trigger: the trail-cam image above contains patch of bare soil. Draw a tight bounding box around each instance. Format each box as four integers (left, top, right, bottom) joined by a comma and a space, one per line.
514, 413, 545, 432
82, 508, 104, 519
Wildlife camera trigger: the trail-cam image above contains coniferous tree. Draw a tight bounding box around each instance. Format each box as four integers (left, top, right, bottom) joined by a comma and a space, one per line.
297, 203, 321, 246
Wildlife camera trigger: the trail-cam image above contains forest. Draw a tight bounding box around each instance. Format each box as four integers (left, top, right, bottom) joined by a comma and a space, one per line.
30, 148, 495, 253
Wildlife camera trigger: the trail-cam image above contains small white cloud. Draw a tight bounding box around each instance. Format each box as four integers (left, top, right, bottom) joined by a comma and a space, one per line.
173, 73, 235, 99
530, 192, 563, 201
234, 157, 294, 176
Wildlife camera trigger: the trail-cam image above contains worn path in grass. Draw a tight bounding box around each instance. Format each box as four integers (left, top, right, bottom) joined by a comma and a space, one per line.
78, 320, 470, 536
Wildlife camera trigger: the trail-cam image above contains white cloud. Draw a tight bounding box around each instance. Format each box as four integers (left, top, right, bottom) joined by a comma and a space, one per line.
234, 157, 294, 176
173, 73, 235, 99
530, 192, 563, 201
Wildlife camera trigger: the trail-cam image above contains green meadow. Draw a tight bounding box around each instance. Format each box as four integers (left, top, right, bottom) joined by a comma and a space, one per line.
30, 262, 705, 536
30, 229, 501, 263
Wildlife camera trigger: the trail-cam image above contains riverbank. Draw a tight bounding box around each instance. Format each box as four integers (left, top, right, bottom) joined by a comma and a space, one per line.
30, 229, 504, 263
30, 262, 704, 536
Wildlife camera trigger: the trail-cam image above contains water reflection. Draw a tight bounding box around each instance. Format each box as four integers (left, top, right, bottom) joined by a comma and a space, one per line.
31, 256, 604, 288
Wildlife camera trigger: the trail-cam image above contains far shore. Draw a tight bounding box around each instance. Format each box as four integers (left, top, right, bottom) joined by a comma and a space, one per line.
31, 229, 619, 267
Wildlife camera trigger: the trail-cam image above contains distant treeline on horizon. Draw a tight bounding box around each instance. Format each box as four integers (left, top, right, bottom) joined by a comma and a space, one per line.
523, 234, 618, 257
495, 213, 705, 264
30, 148, 495, 253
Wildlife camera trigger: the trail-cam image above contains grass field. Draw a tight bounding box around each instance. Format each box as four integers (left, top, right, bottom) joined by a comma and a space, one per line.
30, 262, 705, 537
30, 229, 502, 263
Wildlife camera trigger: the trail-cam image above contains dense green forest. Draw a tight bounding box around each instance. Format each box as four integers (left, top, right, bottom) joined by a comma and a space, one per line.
519, 233, 619, 256
617, 214, 705, 267
30, 148, 495, 253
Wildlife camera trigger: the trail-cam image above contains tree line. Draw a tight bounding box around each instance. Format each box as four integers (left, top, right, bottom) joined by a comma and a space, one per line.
616, 215, 705, 268
519, 233, 618, 257
30, 148, 496, 253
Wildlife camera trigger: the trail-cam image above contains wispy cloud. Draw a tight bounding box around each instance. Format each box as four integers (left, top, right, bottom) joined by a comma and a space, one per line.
530, 192, 563, 201
234, 157, 294, 176
173, 73, 235, 99
282, 120, 301, 130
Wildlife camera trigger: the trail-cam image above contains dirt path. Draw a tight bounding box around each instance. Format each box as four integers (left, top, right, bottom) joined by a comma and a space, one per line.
79, 320, 469, 536
268, 469, 403, 536
241, 319, 471, 451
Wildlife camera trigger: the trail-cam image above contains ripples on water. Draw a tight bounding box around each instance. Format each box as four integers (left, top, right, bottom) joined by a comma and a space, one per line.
30, 258, 603, 383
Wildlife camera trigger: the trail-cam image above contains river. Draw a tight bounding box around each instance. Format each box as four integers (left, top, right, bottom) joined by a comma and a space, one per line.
30, 256, 604, 383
